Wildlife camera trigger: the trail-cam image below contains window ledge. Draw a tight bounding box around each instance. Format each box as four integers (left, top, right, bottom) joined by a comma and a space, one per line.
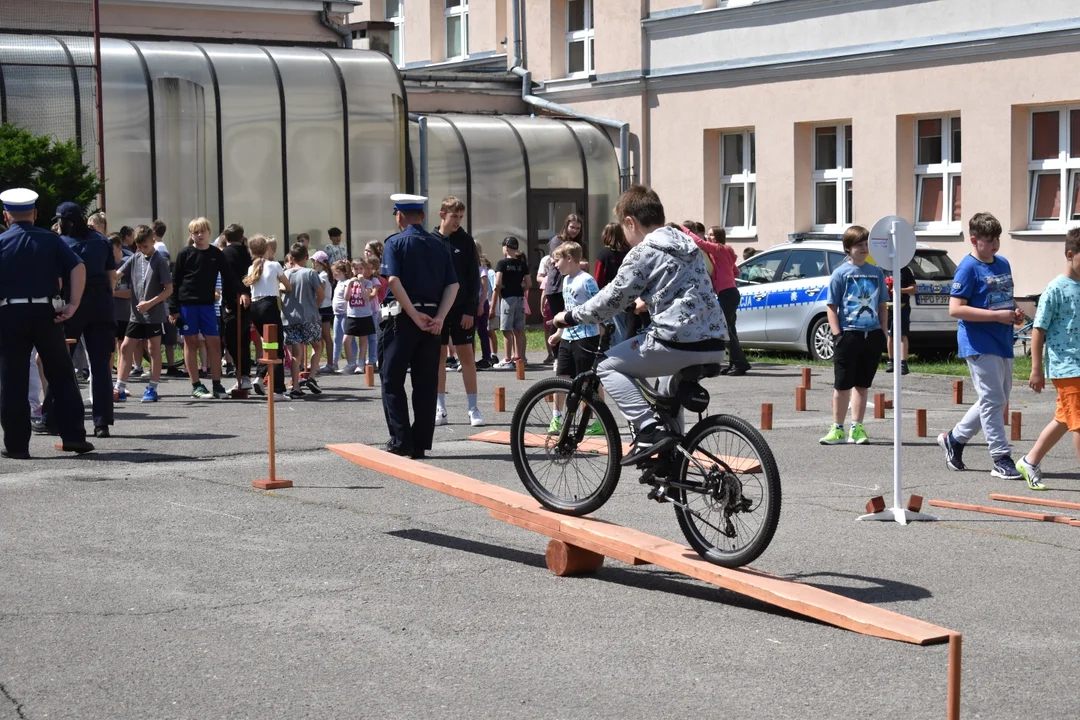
723, 232, 758, 241
1012, 229, 1071, 237
914, 229, 963, 238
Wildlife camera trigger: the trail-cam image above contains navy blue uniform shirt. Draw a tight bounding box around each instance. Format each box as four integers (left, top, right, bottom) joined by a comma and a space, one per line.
381, 224, 458, 306
0, 221, 83, 300
64, 229, 116, 292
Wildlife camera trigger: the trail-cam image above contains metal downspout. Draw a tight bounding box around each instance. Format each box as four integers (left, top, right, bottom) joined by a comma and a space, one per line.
320, 2, 353, 49
509, 0, 631, 190
409, 113, 429, 212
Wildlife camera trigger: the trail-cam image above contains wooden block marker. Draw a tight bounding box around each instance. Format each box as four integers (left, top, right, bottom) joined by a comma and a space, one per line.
365, 364, 375, 387
801, 367, 812, 389
915, 409, 927, 437
866, 496, 885, 514
907, 495, 924, 513
884, 398, 893, 410
252, 324, 292, 490
928, 499, 1080, 527
494, 386, 506, 413
795, 386, 807, 412
515, 359, 526, 380
952, 380, 963, 405
760, 402, 773, 431
1010, 412, 1022, 441
874, 393, 886, 419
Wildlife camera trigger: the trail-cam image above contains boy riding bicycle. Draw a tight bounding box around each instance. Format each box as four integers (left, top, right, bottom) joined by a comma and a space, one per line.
553, 185, 729, 465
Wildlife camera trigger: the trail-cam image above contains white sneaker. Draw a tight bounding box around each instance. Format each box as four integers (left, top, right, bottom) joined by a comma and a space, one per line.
468, 407, 485, 427
354, 365, 364, 375
435, 407, 449, 426
237, 377, 253, 391
343, 363, 358, 375
494, 360, 515, 370
252, 376, 265, 396
273, 392, 290, 402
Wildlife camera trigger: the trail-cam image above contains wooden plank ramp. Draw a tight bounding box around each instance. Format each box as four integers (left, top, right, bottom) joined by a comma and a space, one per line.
468, 429, 762, 474
929, 499, 1080, 527
989, 493, 1080, 512
328, 443, 952, 647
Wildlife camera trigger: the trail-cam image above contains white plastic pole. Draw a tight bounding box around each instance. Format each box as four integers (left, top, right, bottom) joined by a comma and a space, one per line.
890, 221, 905, 523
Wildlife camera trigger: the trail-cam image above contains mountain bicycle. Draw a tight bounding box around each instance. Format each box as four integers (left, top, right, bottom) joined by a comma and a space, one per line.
509, 340, 781, 568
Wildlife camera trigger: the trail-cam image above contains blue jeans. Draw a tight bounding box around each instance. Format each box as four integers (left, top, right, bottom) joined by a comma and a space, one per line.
333, 314, 357, 365
367, 333, 378, 366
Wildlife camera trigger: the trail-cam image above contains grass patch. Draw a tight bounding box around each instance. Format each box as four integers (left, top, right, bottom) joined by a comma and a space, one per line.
743, 349, 1032, 380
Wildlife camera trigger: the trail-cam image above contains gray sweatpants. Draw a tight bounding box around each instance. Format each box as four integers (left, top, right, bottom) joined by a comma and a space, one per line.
597, 333, 727, 431
951, 353, 1013, 458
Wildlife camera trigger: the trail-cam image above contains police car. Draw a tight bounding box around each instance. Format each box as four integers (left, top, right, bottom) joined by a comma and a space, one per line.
736, 233, 957, 361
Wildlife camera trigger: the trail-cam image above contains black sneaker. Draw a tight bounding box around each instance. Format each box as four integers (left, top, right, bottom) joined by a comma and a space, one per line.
165, 365, 185, 378
288, 387, 305, 399
937, 431, 966, 471
885, 360, 895, 373
901, 361, 910, 376
475, 358, 491, 370
93, 425, 110, 439
385, 441, 413, 457
1, 449, 30, 460
303, 376, 323, 395
991, 455, 1022, 480
31, 420, 56, 436
621, 425, 678, 466
60, 440, 95, 454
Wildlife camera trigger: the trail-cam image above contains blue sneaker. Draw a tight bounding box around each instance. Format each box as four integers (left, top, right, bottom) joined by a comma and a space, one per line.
991, 455, 1022, 481
937, 431, 965, 471
141, 386, 159, 403
113, 387, 128, 402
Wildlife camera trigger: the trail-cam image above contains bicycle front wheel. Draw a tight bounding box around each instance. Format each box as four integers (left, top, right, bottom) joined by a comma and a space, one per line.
510, 377, 623, 516
672, 414, 781, 568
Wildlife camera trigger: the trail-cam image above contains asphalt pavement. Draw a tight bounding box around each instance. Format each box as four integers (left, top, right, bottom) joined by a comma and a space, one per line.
1, 360, 1077, 719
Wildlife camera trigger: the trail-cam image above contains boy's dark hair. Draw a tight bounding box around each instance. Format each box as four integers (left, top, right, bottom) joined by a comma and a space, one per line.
119, 225, 134, 241
328, 227, 342, 238
614, 185, 665, 228
223, 223, 244, 244
108, 232, 122, 248
841, 225, 869, 254
709, 226, 726, 244
151, 219, 166, 238
683, 220, 706, 236
1066, 227, 1080, 255
133, 224, 154, 245
289, 242, 309, 262
440, 196, 466, 214
968, 212, 1001, 240
601, 222, 628, 252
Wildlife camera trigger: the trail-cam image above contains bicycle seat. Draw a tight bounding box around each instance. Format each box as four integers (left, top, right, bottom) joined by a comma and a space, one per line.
680, 364, 723, 382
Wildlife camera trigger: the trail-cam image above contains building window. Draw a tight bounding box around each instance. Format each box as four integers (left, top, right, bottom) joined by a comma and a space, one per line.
720, 130, 756, 233
385, 0, 404, 65
812, 123, 853, 230
445, 0, 468, 60
1027, 106, 1080, 228
914, 115, 961, 229
566, 0, 594, 77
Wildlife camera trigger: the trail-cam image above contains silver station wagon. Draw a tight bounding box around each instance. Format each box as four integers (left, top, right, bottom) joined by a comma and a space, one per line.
735, 234, 958, 361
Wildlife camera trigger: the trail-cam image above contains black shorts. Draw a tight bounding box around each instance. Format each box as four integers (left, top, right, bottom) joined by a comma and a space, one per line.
115, 321, 127, 342
126, 322, 165, 340
319, 307, 334, 323
344, 315, 376, 337
545, 292, 565, 316
440, 306, 476, 346
556, 334, 600, 378
833, 329, 886, 391
886, 305, 911, 337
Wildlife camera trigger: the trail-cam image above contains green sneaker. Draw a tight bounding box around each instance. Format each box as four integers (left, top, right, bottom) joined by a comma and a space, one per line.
1016, 455, 1047, 491
547, 415, 563, 435
820, 424, 845, 445
585, 420, 604, 436
191, 383, 212, 399
849, 422, 869, 445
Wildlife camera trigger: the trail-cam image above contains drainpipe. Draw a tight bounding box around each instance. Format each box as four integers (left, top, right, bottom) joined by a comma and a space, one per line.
320, 2, 353, 49
409, 113, 429, 211
509, 0, 632, 190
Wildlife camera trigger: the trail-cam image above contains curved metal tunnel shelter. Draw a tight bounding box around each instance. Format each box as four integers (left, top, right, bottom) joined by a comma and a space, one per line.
0, 34, 619, 269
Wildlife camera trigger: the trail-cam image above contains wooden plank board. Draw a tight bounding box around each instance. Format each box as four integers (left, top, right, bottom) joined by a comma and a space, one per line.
329, 443, 953, 646
929, 499, 1080, 527
467, 430, 763, 474
989, 493, 1080, 513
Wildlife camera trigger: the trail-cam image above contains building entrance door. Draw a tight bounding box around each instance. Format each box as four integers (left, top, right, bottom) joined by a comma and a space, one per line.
527, 190, 585, 321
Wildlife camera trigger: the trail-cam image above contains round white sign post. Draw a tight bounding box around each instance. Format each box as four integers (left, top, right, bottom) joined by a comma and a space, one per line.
858, 216, 937, 525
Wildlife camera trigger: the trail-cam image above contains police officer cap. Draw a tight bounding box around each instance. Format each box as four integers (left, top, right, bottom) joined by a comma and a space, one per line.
391, 193, 427, 215
0, 188, 39, 212
53, 201, 85, 221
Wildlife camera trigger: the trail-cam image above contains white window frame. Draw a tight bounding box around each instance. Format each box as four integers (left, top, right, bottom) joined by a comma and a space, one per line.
385, 0, 404, 66
444, 0, 468, 61
1027, 105, 1080, 230
914, 114, 962, 231
811, 122, 853, 232
565, 0, 594, 78
719, 129, 756, 234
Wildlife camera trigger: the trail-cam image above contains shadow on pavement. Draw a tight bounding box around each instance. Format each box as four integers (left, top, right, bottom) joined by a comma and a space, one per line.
70, 452, 212, 464
783, 571, 932, 605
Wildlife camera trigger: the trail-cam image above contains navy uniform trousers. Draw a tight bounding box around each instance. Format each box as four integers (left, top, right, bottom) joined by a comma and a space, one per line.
379, 310, 441, 454
42, 296, 115, 429
0, 304, 87, 452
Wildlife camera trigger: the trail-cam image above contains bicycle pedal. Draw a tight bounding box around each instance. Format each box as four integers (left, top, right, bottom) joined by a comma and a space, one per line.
647, 485, 670, 503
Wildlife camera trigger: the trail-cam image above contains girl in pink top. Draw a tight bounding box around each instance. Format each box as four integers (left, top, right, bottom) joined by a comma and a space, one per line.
693, 225, 750, 375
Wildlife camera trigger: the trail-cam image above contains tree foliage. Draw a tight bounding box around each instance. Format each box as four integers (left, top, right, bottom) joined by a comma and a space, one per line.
0, 123, 101, 227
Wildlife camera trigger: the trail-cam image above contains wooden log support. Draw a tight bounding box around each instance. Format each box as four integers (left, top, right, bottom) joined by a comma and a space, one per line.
948, 633, 962, 720
928, 499, 1080, 527
865, 496, 885, 514
801, 367, 812, 389
229, 300, 249, 399
874, 393, 886, 419
795, 386, 807, 412
953, 380, 963, 405
760, 403, 773, 431
545, 540, 604, 576
915, 409, 928, 437
494, 387, 506, 413
365, 364, 375, 387
253, 324, 292, 490
515, 359, 526, 381
1010, 412, 1022, 441
990, 493, 1080, 512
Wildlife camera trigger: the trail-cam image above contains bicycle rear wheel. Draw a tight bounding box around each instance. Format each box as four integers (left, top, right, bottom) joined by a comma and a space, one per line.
510, 377, 623, 516
672, 414, 781, 568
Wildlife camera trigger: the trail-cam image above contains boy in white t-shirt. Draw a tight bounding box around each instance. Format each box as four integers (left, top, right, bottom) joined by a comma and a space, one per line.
547, 241, 602, 435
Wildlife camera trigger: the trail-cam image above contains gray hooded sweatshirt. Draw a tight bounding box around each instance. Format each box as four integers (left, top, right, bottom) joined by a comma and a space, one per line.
570, 226, 728, 345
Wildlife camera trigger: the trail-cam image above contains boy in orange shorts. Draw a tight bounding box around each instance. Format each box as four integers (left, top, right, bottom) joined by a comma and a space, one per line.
1018, 228, 1080, 490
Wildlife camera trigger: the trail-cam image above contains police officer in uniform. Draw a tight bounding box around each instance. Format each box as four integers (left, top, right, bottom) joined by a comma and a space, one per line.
378, 194, 459, 458
0, 189, 94, 458
40, 202, 116, 438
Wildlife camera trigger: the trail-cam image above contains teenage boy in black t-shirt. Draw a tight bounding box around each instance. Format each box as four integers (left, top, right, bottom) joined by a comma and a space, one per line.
490, 236, 531, 369
885, 264, 916, 375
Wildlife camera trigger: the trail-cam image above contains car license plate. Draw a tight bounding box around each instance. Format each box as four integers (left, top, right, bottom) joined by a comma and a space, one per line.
916, 294, 950, 305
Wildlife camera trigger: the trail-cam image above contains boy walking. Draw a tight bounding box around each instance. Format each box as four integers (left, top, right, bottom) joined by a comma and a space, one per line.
115, 225, 173, 402
490, 236, 531, 369
282, 242, 325, 398
885, 263, 916, 375
938, 213, 1025, 479
820, 226, 888, 445
547, 241, 602, 434
1016, 229, 1080, 490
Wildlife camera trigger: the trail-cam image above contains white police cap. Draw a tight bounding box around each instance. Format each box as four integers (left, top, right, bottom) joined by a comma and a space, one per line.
391, 193, 427, 214
0, 188, 39, 212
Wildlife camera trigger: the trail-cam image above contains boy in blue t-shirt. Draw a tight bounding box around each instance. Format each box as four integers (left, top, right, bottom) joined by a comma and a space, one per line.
1015, 228, 1080, 490
820, 226, 888, 445
547, 241, 602, 435
938, 213, 1026, 479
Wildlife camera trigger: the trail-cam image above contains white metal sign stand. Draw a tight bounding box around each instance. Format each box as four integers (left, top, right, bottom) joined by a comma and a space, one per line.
858, 216, 937, 525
